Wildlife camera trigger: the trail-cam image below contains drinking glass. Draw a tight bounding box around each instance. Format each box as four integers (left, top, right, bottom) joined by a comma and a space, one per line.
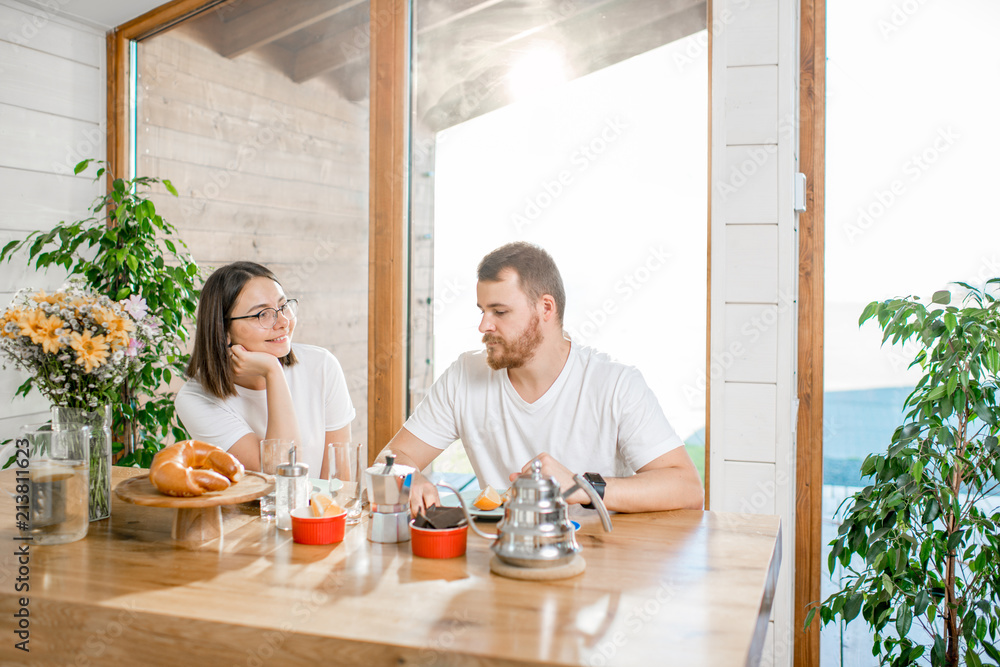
260, 439, 294, 521
22, 423, 91, 545
328, 442, 363, 525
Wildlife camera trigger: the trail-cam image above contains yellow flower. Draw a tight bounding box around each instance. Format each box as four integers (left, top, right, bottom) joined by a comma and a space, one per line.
17, 309, 63, 352
107, 329, 131, 351
32, 291, 64, 306
32, 312, 64, 354
92, 306, 135, 341
69, 330, 110, 372
1, 307, 25, 339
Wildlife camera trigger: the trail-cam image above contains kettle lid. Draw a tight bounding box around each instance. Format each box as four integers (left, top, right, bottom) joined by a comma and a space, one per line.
511, 459, 560, 497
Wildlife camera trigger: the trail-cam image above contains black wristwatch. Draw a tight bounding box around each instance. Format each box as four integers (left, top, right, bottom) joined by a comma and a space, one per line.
580, 472, 606, 509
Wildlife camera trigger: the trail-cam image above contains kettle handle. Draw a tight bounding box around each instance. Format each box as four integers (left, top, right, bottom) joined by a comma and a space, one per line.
566, 475, 614, 533
434, 482, 497, 540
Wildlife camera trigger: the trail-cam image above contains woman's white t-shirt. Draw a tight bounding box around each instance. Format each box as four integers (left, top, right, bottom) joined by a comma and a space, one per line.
175, 343, 356, 474
403, 342, 683, 490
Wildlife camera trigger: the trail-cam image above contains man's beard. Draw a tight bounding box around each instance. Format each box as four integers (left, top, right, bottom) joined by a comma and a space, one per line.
483, 313, 542, 371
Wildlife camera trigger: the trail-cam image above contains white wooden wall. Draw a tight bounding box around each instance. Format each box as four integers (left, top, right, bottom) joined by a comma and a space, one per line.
710, 0, 799, 665
0, 0, 105, 444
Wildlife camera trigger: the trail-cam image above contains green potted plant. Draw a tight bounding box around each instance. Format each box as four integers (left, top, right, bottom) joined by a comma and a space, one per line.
807, 281, 1000, 666
1, 159, 201, 468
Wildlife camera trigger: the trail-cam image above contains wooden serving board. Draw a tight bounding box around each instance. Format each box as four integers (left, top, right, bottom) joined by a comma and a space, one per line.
115, 471, 272, 507
114, 472, 273, 542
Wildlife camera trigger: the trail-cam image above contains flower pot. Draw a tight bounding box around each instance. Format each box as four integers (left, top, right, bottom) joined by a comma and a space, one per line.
52, 405, 112, 522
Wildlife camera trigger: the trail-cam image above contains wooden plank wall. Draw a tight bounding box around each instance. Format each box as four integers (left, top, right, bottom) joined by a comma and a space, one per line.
709, 0, 798, 665
135, 23, 371, 448
0, 0, 106, 445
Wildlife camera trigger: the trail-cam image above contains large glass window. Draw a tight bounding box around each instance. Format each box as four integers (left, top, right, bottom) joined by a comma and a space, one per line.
406, 1, 709, 480
822, 1, 1000, 663
132, 1, 371, 444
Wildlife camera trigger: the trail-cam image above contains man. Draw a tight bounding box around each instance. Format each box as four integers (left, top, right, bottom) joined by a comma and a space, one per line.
384, 242, 704, 514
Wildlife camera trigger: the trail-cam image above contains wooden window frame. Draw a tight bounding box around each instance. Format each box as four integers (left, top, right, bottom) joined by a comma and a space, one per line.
795, 0, 825, 664
106, 0, 410, 467
108, 3, 824, 663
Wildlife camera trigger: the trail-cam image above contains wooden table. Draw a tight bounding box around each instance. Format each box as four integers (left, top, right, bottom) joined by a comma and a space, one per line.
0, 467, 780, 666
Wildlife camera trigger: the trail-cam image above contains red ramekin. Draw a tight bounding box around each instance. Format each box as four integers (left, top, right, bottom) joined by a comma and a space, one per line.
409, 521, 468, 558
291, 507, 346, 545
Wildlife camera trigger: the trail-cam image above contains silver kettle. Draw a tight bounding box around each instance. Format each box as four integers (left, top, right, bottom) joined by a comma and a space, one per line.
440, 459, 613, 568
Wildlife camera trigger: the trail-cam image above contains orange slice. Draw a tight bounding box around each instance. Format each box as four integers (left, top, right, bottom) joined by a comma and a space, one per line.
473, 485, 503, 511
310, 493, 338, 517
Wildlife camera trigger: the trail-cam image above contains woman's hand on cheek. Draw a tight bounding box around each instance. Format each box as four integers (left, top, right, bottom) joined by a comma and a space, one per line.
230, 344, 281, 378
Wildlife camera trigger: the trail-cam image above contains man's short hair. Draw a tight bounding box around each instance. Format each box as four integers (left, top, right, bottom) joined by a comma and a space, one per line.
477, 242, 566, 323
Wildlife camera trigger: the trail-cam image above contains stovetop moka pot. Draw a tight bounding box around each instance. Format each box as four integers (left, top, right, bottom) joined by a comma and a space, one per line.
365, 453, 415, 543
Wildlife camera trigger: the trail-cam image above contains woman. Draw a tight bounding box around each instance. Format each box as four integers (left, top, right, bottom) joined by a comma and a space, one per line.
175, 262, 354, 477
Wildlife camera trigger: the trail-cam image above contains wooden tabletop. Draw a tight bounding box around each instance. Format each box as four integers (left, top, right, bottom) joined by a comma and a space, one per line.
0, 467, 780, 666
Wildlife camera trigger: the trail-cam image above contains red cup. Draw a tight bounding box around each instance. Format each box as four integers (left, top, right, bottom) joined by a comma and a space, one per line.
291, 507, 346, 545
409, 521, 468, 558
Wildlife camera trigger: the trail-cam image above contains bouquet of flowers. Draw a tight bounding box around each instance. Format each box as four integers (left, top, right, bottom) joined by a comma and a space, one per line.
0, 282, 155, 408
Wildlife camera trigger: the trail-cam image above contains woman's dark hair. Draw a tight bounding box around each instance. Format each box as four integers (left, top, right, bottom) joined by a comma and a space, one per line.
477, 242, 566, 323
187, 261, 297, 399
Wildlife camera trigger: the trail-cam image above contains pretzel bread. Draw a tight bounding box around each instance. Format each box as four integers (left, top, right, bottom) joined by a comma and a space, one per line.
149, 440, 245, 497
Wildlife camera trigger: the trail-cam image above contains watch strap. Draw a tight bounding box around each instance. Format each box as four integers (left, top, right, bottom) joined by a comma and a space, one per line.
580, 472, 606, 510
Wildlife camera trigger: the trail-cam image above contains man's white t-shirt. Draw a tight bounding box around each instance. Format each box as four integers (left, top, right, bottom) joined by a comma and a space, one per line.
403, 342, 684, 490
175, 343, 356, 474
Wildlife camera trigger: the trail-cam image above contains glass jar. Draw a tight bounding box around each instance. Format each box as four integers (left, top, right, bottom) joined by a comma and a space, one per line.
52, 405, 112, 522
275, 446, 309, 531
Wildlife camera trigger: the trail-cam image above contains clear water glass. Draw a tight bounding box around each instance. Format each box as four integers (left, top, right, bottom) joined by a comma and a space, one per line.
21, 423, 91, 545
328, 442, 363, 525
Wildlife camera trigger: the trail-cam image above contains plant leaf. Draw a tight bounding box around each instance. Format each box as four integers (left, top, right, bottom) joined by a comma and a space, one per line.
895, 604, 912, 638
843, 593, 863, 622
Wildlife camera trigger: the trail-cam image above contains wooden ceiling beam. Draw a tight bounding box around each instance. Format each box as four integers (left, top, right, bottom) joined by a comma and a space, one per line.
219, 0, 366, 59
289, 2, 371, 82
417, 0, 505, 34
416, 0, 706, 129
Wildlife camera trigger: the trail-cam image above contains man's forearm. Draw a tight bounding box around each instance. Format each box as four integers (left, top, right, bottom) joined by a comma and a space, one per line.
601, 467, 704, 513
374, 444, 423, 473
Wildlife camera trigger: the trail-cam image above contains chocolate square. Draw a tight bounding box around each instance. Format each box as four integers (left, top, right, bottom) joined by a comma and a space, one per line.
416, 506, 468, 529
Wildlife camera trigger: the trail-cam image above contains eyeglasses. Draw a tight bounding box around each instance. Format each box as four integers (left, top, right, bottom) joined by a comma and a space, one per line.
228, 299, 298, 329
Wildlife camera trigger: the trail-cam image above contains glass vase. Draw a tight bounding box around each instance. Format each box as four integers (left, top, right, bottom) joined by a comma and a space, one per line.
52, 405, 113, 522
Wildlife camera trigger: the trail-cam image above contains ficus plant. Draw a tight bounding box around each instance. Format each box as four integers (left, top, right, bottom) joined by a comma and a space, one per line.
807, 281, 1000, 666
1, 159, 201, 466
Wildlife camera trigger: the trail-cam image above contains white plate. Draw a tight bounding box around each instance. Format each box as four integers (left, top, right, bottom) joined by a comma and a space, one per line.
440, 487, 506, 520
